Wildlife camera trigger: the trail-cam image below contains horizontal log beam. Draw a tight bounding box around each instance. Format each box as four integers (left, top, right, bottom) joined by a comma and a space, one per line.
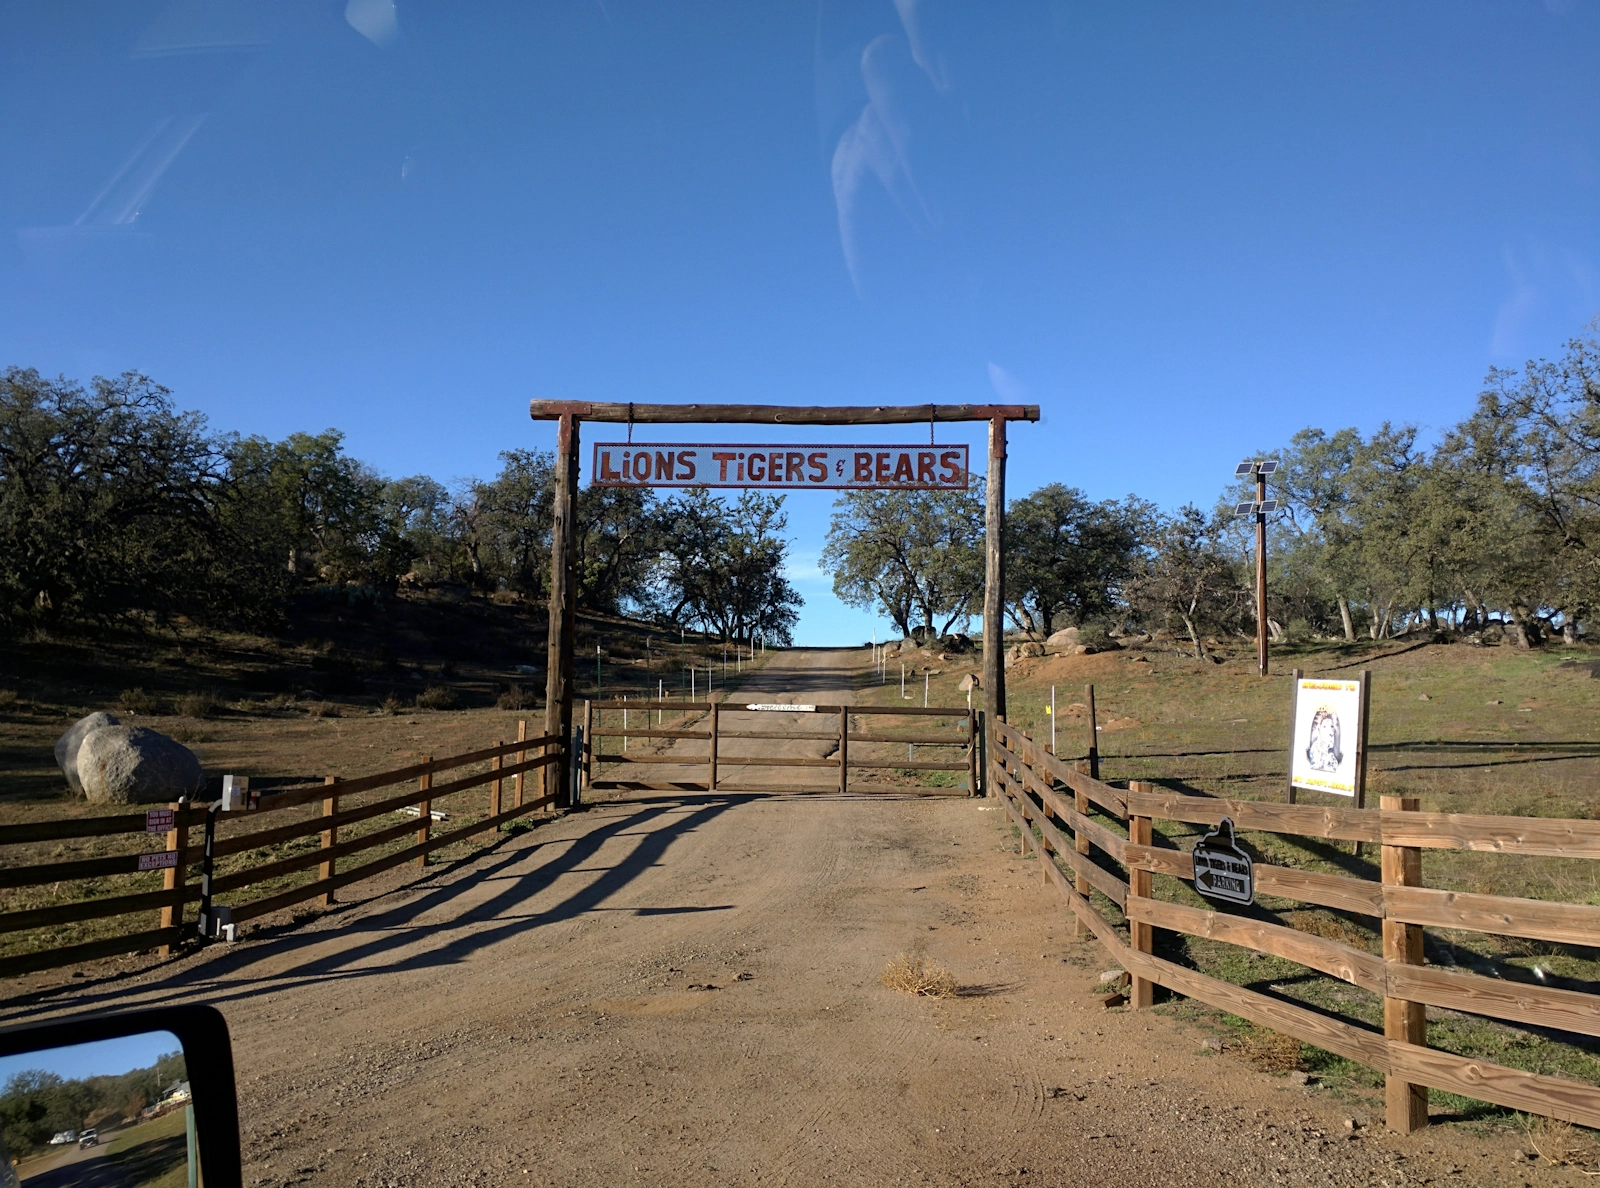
1379, 811, 1600, 859
997, 767, 1128, 907
226, 793, 557, 924
211, 752, 557, 859
1125, 896, 1387, 994
994, 721, 1127, 817
3, 927, 184, 978
529, 401, 1040, 425
1125, 789, 1382, 844
1383, 885, 1600, 947
237, 735, 560, 815
2, 809, 204, 847
846, 759, 970, 772
589, 728, 710, 740
1386, 1043, 1600, 1130
1123, 843, 1386, 917
0, 888, 185, 934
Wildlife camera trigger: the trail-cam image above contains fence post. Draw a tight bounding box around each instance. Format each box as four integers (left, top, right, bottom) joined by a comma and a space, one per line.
1127, 780, 1154, 1009
838, 706, 849, 795
1071, 761, 1092, 937
1285, 668, 1303, 804
416, 758, 432, 869
987, 713, 1003, 803
1382, 794, 1429, 1133
708, 701, 720, 793
515, 719, 527, 808
159, 801, 186, 956
320, 775, 340, 907
490, 746, 503, 819
1085, 684, 1100, 781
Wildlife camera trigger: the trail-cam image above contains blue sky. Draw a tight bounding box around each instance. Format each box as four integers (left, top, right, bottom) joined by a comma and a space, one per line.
0, 1031, 180, 1087
2, 2, 1597, 644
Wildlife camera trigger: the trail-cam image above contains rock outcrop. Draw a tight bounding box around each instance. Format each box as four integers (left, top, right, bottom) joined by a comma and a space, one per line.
54, 712, 121, 796
77, 725, 205, 804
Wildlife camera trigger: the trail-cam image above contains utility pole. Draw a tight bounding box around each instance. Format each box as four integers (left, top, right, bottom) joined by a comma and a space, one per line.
1233, 460, 1278, 679
1254, 465, 1268, 677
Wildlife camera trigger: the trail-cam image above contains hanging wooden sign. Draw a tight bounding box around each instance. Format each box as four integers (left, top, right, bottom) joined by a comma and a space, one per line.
591, 443, 970, 490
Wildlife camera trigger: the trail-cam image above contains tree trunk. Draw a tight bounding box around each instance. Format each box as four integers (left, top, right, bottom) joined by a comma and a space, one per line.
1563, 618, 1580, 645
1508, 604, 1535, 649
1180, 613, 1205, 660
1338, 597, 1355, 642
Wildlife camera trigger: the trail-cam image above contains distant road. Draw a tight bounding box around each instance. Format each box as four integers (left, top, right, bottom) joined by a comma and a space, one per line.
20, 1139, 133, 1187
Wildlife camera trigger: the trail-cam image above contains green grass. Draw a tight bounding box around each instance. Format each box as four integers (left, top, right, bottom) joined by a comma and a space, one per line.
105, 1108, 192, 1188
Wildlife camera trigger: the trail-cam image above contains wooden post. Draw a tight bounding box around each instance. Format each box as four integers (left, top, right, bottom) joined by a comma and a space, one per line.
320, 776, 340, 907
416, 759, 432, 869
1085, 683, 1100, 781
708, 701, 720, 792
490, 746, 503, 819
838, 706, 849, 795
1382, 794, 1429, 1133
159, 803, 186, 956
1285, 667, 1303, 804
1127, 781, 1154, 1009
1256, 467, 1269, 677
1353, 669, 1372, 857
1073, 761, 1091, 938
1354, 669, 1372, 812
514, 719, 527, 809
544, 412, 581, 807
982, 416, 1007, 727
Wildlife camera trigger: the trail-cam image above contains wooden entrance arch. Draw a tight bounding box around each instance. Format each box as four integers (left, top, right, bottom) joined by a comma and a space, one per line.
527, 400, 1041, 804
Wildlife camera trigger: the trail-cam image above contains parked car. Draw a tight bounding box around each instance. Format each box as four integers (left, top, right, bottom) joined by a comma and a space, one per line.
47, 1131, 76, 1146
77, 1130, 98, 1149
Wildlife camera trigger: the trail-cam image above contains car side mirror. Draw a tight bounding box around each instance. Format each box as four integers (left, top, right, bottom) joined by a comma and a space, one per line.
0, 1005, 241, 1188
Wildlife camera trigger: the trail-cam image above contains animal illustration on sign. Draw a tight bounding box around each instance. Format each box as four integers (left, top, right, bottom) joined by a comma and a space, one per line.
1191, 817, 1253, 906
1305, 707, 1343, 772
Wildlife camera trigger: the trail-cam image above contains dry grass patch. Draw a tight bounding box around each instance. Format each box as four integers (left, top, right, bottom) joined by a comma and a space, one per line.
1519, 1113, 1600, 1171
880, 952, 957, 998
1233, 1028, 1304, 1072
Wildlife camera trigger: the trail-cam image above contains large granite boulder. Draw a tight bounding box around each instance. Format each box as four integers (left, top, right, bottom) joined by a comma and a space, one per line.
77, 726, 204, 804
54, 712, 121, 796
1046, 627, 1080, 651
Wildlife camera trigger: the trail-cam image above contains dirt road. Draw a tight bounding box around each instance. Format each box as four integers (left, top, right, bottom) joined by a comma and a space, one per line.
1, 651, 1540, 1186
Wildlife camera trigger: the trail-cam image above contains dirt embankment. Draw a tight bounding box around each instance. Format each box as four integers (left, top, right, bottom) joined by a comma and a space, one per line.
1, 651, 1550, 1187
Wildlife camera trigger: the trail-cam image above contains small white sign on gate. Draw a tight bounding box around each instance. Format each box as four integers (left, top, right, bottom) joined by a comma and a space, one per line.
744, 704, 816, 713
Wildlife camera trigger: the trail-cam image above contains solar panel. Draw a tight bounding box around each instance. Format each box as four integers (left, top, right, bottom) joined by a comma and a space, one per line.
1234, 500, 1256, 516
1235, 461, 1254, 477
1258, 499, 1278, 513
1257, 460, 1278, 474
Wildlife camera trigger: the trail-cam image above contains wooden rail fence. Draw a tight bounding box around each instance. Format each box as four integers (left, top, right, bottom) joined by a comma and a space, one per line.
2, 727, 561, 977
987, 716, 1600, 1133
582, 698, 976, 796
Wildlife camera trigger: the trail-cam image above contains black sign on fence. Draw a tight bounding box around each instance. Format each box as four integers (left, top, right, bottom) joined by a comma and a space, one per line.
1192, 817, 1254, 906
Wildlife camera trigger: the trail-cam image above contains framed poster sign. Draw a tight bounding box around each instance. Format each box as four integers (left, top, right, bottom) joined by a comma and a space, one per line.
1289, 677, 1365, 798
